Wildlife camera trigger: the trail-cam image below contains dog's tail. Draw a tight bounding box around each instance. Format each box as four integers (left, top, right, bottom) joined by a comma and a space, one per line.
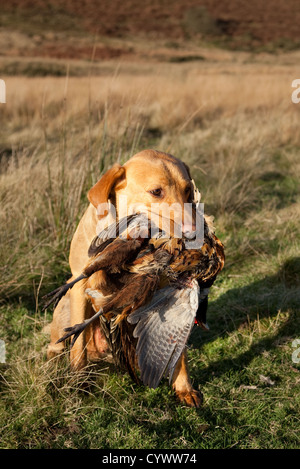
41, 273, 87, 311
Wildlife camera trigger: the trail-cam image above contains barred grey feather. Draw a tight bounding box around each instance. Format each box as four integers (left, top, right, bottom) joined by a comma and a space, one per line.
128, 280, 199, 388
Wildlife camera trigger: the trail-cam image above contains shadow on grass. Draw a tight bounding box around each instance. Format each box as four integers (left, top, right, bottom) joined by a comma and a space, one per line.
189, 257, 300, 383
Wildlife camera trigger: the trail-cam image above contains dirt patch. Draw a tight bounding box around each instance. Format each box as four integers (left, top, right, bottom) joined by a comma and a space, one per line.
16, 44, 130, 60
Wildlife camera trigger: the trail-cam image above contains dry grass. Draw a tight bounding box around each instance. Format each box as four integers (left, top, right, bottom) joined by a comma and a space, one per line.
3, 59, 299, 134
1, 59, 299, 297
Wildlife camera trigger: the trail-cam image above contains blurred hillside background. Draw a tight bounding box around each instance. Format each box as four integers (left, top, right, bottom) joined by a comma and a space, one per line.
0, 0, 299, 450
2, 0, 300, 72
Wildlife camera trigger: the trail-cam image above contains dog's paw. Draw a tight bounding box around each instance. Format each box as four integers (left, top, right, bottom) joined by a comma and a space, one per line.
176, 389, 203, 408
47, 342, 64, 359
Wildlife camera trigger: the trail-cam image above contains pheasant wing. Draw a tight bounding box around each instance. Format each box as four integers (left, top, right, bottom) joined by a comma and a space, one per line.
88, 214, 138, 257
42, 213, 150, 310
127, 280, 199, 388
84, 213, 152, 276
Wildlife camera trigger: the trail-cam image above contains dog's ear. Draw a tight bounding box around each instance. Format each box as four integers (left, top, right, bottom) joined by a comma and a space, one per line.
182, 162, 192, 180
88, 163, 125, 216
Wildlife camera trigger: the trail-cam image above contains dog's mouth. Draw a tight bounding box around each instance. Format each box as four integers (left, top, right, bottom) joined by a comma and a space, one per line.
96, 200, 204, 244
126, 203, 201, 238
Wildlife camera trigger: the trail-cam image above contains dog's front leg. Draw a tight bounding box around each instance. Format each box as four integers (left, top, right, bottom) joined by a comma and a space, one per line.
171, 349, 203, 407
47, 293, 70, 359
69, 279, 89, 370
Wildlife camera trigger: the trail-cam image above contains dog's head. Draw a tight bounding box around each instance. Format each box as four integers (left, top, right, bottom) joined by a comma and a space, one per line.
88, 149, 199, 237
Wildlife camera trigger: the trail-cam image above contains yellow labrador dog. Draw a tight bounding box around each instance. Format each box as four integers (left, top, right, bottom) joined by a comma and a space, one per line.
47, 149, 202, 407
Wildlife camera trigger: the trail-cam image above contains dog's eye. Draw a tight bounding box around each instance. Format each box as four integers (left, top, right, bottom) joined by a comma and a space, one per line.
184, 186, 191, 198
149, 188, 163, 197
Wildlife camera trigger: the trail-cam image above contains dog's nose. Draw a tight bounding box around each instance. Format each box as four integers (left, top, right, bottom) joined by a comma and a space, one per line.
182, 224, 196, 238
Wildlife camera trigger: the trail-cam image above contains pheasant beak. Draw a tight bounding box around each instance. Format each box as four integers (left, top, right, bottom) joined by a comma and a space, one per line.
194, 319, 210, 331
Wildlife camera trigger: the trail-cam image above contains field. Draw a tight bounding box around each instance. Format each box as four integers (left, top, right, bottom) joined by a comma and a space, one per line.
0, 2, 300, 450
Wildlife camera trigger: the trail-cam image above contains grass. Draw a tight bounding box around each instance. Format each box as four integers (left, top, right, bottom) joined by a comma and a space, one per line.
0, 52, 300, 449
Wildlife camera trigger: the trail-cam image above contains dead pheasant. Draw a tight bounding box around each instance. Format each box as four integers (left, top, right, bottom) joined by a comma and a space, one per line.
42, 210, 225, 388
